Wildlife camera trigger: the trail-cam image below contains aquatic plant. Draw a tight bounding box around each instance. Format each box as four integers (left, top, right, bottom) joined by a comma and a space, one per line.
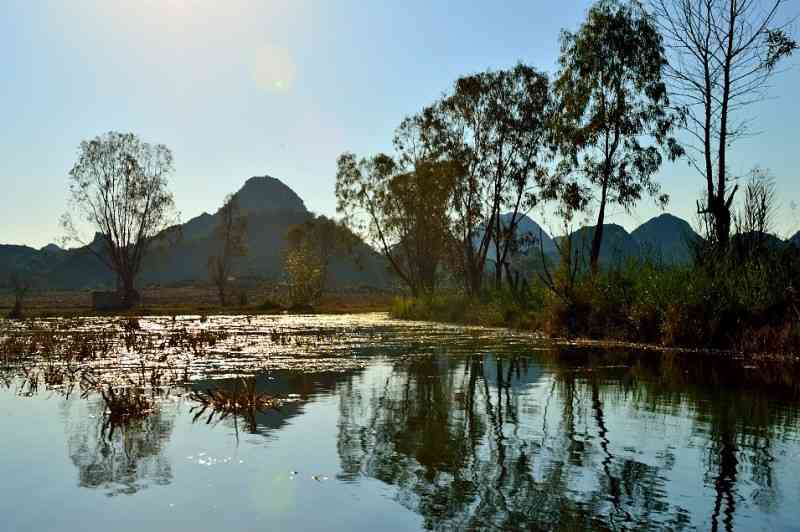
190, 377, 282, 433
81, 374, 156, 437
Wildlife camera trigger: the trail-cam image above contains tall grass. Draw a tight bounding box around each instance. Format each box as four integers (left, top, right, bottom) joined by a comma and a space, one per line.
391, 246, 800, 355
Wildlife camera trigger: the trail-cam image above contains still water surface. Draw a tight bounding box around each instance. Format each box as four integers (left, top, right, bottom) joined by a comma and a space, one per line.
1, 314, 799, 531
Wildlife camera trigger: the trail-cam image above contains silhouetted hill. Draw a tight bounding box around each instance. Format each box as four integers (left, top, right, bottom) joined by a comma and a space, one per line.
1, 175, 390, 291
234, 175, 307, 214
40, 243, 64, 254
632, 213, 698, 265
512, 214, 557, 256
789, 231, 800, 248
731, 231, 788, 253
562, 224, 641, 268
477, 213, 557, 268
0, 243, 69, 284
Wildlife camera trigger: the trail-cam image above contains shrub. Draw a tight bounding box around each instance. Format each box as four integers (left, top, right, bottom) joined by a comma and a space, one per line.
391, 243, 800, 355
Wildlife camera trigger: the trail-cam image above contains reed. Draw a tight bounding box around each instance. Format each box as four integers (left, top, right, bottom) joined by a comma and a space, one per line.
190, 377, 281, 432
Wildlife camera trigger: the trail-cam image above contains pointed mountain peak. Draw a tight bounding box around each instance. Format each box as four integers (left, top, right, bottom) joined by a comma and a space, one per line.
40, 243, 63, 253
234, 175, 308, 214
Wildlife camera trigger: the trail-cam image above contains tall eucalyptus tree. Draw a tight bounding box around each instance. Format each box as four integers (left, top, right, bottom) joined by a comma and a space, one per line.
555, 0, 683, 274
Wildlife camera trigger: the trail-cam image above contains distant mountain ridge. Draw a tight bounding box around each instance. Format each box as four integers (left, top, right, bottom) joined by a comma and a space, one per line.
790, 230, 800, 248
478, 213, 557, 264
4, 186, 800, 290
0, 175, 389, 291
631, 213, 699, 265
483, 212, 701, 269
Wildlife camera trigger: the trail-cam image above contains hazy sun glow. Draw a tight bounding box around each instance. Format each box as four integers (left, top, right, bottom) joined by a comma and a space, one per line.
253, 44, 297, 93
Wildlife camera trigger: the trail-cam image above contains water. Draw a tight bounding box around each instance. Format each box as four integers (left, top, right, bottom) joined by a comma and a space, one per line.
1, 314, 799, 531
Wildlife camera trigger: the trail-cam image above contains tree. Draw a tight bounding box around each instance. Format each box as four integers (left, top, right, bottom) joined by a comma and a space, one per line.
428, 64, 554, 293
208, 194, 248, 306
650, 0, 796, 250
336, 150, 460, 296
283, 241, 325, 308
7, 273, 33, 320
284, 215, 358, 305
63, 132, 178, 307
555, 0, 683, 274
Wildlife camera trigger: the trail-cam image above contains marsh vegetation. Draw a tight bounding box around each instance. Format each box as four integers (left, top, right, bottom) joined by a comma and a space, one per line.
1, 313, 800, 530
333, 0, 799, 356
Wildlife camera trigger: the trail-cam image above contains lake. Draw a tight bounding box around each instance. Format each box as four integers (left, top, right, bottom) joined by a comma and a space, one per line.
1, 314, 799, 531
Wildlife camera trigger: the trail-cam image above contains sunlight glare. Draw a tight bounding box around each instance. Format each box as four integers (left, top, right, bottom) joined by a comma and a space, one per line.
253, 44, 297, 93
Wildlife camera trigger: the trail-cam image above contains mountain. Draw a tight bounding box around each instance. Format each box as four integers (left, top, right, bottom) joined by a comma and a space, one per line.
561, 224, 641, 268
234, 175, 307, 215
631, 213, 699, 265
40, 243, 64, 254
0, 175, 389, 291
732, 231, 788, 252
789, 231, 800, 248
477, 213, 556, 266
512, 214, 558, 256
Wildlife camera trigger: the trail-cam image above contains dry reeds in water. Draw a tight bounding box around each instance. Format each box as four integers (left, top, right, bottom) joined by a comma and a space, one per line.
81, 372, 156, 437
190, 377, 281, 431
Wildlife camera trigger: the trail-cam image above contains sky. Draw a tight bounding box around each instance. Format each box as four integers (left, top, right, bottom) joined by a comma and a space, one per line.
1, 0, 798, 248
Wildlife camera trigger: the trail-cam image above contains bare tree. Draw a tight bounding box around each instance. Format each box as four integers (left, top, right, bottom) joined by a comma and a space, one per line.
650, 0, 796, 250
208, 194, 248, 306
62, 132, 178, 308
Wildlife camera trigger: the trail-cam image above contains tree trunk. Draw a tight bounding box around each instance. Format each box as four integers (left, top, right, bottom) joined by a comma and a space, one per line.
121, 274, 138, 309
465, 239, 483, 297
711, 195, 732, 251
492, 209, 505, 291
590, 180, 609, 275
467, 265, 483, 297
218, 283, 228, 307
713, 4, 736, 253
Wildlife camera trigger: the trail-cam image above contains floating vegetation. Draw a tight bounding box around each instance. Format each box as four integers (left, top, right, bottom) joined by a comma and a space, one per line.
189, 377, 282, 433
0, 312, 576, 427
0, 314, 406, 386
81, 372, 159, 438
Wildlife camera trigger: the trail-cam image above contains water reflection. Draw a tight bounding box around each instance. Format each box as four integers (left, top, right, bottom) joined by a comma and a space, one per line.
64, 396, 176, 496
189, 371, 359, 437
3, 314, 800, 530
336, 349, 800, 530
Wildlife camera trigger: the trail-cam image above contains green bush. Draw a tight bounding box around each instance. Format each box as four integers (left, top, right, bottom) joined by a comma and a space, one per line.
392, 243, 800, 355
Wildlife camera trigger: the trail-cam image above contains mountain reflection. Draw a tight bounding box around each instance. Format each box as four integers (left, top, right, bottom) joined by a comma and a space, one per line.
336, 349, 799, 531
64, 396, 175, 496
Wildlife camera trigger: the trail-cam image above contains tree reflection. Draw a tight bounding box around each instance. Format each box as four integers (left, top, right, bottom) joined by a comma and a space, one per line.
64, 396, 175, 496
337, 348, 798, 530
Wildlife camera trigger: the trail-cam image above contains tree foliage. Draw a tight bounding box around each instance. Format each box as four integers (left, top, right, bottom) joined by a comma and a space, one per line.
336, 151, 460, 296
283, 215, 356, 306
63, 131, 178, 307
428, 64, 555, 293
555, 0, 683, 274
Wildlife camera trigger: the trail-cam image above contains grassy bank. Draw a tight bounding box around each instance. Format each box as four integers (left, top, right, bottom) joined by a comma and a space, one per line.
391, 256, 800, 355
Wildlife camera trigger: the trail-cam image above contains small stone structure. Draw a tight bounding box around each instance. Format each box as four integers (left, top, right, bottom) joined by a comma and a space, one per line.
91, 290, 140, 311
91, 291, 123, 311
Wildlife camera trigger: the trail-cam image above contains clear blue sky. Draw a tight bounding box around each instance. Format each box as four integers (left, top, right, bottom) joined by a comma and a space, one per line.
2, 0, 798, 248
